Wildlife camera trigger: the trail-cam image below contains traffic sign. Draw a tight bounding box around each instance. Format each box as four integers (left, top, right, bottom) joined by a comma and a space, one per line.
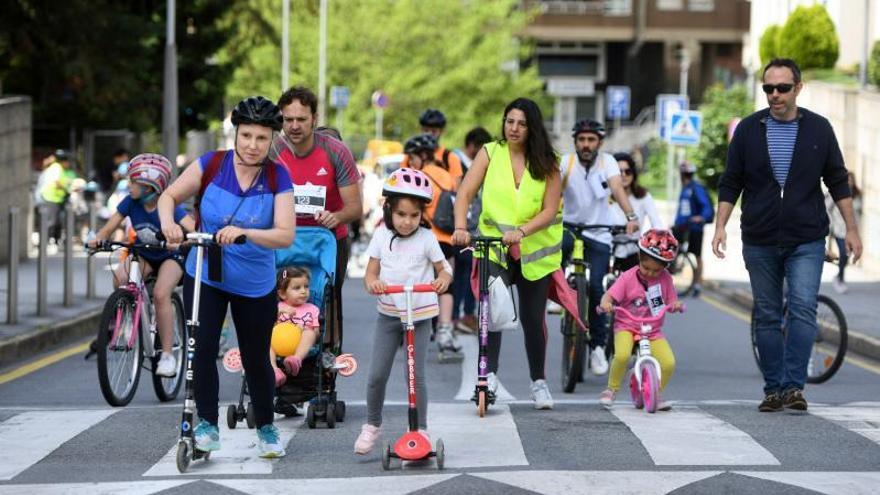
668, 110, 702, 146
606, 86, 630, 120
371, 91, 389, 109
656, 94, 689, 141
330, 86, 349, 109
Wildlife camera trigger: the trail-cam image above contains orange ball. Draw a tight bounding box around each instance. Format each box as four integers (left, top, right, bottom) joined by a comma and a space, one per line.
271, 322, 302, 357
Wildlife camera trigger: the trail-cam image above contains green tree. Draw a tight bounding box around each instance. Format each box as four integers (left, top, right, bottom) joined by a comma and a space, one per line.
220, 0, 548, 152
869, 40, 880, 86
759, 24, 781, 66
777, 5, 839, 70
691, 83, 752, 189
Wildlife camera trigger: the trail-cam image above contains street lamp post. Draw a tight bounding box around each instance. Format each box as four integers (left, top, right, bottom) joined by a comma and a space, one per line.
317, 0, 328, 126
162, 0, 179, 163
282, 0, 290, 92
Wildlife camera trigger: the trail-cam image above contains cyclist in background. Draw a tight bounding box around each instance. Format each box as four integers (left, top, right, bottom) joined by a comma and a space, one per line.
673, 161, 713, 297
402, 108, 464, 182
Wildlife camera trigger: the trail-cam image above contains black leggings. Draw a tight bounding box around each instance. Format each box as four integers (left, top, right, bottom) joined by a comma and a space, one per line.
486, 259, 551, 381
184, 276, 277, 428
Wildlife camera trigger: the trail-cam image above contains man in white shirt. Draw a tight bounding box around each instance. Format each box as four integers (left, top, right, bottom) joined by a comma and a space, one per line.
561, 119, 639, 375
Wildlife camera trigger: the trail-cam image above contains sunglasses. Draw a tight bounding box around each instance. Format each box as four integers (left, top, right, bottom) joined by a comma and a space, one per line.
762, 83, 795, 94
620, 168, 633, 176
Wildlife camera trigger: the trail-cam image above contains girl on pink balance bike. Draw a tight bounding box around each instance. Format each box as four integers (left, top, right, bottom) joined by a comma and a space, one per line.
597, 229, 684, 412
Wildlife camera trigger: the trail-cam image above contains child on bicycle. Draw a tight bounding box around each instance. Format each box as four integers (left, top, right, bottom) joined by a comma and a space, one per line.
598, 229, 683, 411
354, 168, 452, 455
89, 153, 194, 377
271, 266, 320, 386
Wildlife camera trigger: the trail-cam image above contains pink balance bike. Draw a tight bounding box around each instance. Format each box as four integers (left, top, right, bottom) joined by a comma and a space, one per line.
379, 284, 445, 470
598, 304, 685, 413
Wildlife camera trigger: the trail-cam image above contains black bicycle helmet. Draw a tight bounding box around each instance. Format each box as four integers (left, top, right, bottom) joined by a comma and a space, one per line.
571, 119, 606, 139
231, 96, 283, 131
419, 108, 447, 128
404, 133, 439, 155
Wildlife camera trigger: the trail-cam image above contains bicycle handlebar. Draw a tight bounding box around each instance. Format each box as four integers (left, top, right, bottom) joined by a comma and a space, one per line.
381, 284, 436, 294
597, 303, 686, 323
564, 222, 627, 236
469, 235, 504, 244
86, 240, 168, 254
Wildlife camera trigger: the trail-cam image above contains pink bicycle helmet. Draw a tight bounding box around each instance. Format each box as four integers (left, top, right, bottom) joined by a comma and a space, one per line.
128, 153, 173, 193
383, 168, 433, 203
639, 229, 679, 264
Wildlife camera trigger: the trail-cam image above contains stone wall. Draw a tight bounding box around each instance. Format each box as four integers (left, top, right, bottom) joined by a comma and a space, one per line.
0, 96, 32, 263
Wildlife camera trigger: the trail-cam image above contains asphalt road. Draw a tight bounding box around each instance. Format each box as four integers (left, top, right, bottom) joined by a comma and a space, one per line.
1, 282, 879, 494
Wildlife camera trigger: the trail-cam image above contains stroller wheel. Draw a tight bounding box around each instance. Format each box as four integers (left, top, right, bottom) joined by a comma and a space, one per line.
306, 404, 317, 429
245, 403, 256, 429
226, 405, 237, 430
326, 402, 337, 429
335, 401, 346, 422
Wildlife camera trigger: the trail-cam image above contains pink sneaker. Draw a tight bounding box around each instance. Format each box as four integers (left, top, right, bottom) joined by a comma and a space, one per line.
354, 424, 380, 455
283, 355, 302, 376
599, 389, 616, 408
273, 367, 286, 387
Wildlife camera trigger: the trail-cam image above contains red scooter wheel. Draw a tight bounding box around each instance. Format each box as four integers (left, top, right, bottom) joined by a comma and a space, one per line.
393, 431, 432, 461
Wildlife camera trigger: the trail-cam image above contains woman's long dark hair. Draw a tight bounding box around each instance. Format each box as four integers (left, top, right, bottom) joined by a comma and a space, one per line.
613, 152, 647, 199
499, 98, 557, 181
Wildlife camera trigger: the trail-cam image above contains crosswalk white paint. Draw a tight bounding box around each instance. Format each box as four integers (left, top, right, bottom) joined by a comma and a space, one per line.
0, 409, 118, 481
611, 406, 780, 466
473, 470, 723, 494
736, 471, 880, 495
454, 335, 516, 402
142, 416, 301, 477
212, 474, 459, 494
0, 480, 191, 495
810, 404, 880, 445
425, 403, 529, 469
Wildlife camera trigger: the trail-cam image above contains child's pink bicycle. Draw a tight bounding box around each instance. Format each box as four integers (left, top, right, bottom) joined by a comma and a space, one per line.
598, 304, 685, 413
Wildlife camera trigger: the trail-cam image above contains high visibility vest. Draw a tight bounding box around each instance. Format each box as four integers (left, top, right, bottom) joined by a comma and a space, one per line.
477, 141, 562, 281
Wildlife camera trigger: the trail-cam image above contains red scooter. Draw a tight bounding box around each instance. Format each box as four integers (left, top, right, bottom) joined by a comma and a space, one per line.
380, 284, 445, 470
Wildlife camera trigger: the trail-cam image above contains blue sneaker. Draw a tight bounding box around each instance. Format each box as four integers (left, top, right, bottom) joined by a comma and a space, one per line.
257, 424, 286, 458
193, 420, 220, 452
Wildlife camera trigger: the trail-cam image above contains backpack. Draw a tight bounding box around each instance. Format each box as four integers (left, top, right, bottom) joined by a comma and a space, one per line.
689, 182, 715, 224
195, 150, 278, 229
423, 170, 457, 234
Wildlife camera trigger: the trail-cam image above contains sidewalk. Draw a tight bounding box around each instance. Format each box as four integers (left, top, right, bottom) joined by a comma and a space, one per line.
0, 251, 115, 367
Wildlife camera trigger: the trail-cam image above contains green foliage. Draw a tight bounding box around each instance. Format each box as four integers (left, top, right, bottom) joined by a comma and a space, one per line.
0, 1, 234, 133
869, 40, 880, 86
220, 0, 549, 151
777, 5, 839, 71
759, 25, 781, 66
691, 83, 752, 189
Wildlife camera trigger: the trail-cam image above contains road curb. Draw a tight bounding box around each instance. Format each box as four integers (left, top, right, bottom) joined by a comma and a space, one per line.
0, 309, 101, 368
704, 280, 880, 362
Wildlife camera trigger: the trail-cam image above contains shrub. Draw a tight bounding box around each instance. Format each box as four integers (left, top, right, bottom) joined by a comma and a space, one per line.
869, 40, 880, 86
759, 25, 781, 66
777, 5, 839, 71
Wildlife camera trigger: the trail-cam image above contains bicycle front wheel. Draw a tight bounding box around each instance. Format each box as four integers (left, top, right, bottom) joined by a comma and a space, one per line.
806, 294, 848, 384
152, 292, 187, 401
670, 252, 697, 297
561, 275, 588, 393
97, 289, 143, 407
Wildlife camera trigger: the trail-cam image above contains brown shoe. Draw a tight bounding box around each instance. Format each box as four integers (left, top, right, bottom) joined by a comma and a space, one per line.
758, 392, 783, 412
782, 389, 808, 411
456, 314, 478, 334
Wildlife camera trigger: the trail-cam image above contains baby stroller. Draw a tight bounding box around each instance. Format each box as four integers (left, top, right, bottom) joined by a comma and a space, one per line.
225, 227, 356, 430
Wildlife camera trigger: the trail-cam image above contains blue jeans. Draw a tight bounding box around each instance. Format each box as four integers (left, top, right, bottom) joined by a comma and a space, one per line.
743, 239, 824, 394
563, 231, 611, 350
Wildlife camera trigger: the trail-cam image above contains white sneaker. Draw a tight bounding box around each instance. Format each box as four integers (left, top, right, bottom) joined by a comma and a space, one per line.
530, 379, 554, 410
546, 301, 563, 314
590, 346, 609, 376
155, 352, 177, 377
833, 279, 848, 294
486, 372, 500, 395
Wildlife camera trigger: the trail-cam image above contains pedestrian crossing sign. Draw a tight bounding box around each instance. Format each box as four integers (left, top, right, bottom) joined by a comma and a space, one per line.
668, 110, 702, 146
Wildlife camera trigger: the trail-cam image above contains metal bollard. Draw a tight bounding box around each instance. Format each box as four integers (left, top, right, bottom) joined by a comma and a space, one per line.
6, 208, 21, 324
64, 204, 74, 307
37, 205, 48, 316
86, 202, 96, 299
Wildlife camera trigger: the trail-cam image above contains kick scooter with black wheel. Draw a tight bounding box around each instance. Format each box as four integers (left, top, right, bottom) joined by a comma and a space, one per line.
172, 232, 245, 473
469, 236, 504, 418
380, 284, 445, 470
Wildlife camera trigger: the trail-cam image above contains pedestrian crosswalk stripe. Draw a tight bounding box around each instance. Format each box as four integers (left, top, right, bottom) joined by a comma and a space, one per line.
454, 335, 516, 402
611, 406, 780, 465
0, 480, 191, 495
0, 409, 118, 481
425, 403, 528, 469
142, 415, 301, 477
810, 405, 880, 445
211, 474, 459, 494
734, 471, 880, 495
472, 470, 723, 494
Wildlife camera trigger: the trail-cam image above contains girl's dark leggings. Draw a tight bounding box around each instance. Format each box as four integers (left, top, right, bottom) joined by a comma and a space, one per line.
184, 276, 277, 428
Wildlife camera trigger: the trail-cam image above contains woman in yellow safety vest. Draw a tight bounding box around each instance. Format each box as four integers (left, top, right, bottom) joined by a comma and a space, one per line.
451, 97, 562, 410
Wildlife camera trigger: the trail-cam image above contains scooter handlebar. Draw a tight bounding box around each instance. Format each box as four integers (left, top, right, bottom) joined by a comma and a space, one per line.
382, 284, 436, 294
156, 232, 247, 245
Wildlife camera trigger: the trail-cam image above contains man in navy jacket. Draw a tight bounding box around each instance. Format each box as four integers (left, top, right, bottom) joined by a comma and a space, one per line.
712, 58, 862, 413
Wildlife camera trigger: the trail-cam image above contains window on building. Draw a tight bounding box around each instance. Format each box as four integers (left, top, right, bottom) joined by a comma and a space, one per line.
538, 55, 599, 77
688, 0, 714, 12
656, 0, 683, 10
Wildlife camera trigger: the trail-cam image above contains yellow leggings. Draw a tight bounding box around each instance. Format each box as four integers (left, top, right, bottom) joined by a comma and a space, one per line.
607, 332, 676, 392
